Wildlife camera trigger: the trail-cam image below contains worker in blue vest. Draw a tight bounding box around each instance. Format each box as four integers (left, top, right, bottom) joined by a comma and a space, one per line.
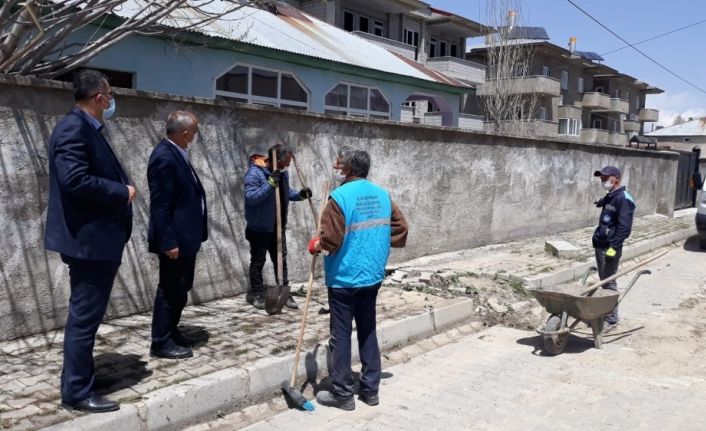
593, 165, 636, 330
308, 149, 408, 410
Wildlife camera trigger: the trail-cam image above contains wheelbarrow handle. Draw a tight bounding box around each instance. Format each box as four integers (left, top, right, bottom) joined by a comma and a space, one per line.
579, 248, 669, 297
617, 269, 651, 305
581, 266, 598, 287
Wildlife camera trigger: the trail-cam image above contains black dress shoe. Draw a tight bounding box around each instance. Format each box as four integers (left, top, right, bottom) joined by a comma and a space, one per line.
150, 339, 193, 359
61, 394, 119, 413
172, 330, 197, 348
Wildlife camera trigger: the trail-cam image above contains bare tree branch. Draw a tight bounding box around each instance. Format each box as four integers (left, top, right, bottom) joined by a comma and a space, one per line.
480, 0, 540, 137
0, 0, 263, 77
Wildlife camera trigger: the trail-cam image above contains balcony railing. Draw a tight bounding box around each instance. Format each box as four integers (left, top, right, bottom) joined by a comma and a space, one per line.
477, 75, 560, 97
609, 98, 629, 114
581, 128, 610, 145
351, 31, 416, 60
558, 105, 582, 120
426, 57, 486, 85
639, 108, 659, 122
582, 92, 611, 110
608, 131, 628, 146
623, 120, 640, 132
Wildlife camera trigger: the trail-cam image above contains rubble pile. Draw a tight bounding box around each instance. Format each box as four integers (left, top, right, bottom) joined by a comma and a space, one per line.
384, 267, 545, 329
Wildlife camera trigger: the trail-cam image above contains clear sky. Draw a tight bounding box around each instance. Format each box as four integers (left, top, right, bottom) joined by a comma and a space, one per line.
431, 0, 706, 128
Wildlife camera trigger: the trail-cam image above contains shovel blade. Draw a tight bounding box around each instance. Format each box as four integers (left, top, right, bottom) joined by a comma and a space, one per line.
265, 285, 290, 315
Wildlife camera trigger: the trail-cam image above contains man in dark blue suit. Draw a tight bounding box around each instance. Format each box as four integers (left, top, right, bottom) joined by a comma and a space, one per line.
45, 69, 136, 413
147, 111, 208, 359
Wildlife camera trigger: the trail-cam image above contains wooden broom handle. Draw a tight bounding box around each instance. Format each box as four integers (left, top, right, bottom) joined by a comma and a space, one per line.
291, 181, 331, 387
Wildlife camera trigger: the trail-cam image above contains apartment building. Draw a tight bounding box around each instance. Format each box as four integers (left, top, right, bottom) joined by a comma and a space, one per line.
62, 0, 483, 127
467, 29, 663, 146
283, 0, 487, 128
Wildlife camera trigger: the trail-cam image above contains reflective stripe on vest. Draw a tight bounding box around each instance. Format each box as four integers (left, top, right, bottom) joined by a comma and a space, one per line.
345, 218, 391, 235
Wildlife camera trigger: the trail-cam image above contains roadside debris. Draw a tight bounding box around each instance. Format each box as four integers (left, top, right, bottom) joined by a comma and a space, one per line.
384, 267, 545, 330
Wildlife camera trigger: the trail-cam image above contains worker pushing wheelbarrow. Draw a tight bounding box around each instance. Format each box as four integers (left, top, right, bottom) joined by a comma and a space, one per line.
531, 249, 668, 356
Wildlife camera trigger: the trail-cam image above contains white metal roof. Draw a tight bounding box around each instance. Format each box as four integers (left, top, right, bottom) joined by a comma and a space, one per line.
110, 1, 469, 88
646, 118, 706, 137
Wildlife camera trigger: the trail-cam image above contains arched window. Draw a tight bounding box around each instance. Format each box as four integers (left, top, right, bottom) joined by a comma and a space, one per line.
215, 64, 309, 110
324, 83, 390, 119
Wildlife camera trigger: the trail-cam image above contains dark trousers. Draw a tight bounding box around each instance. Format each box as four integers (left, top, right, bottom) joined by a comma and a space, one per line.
245, 228, 288, 299
328, 284, 381, 399
151, 253, 196, 346
595, 247, 621, 324
60, 255, 121, 403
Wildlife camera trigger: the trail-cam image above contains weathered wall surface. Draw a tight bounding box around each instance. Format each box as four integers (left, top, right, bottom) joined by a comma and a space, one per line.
0, 76, 679, 340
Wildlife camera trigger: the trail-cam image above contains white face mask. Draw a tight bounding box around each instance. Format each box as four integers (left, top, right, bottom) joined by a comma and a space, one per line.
334, 170, 346, 184
190, 132, 198, 148
601, 179, 614, 191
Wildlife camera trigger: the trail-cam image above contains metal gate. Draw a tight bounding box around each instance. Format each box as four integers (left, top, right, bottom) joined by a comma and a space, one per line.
674, 147, 701, 210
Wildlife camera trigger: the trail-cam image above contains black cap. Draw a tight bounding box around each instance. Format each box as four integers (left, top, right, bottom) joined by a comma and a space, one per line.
594, 166, 621, 178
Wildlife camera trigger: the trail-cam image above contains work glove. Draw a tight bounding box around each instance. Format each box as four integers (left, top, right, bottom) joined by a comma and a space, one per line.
267, 170, 282, 188
308, 237, 321, 255
594, 197, 605, 208
299, 187, 312, 199
605, 247, 617, 258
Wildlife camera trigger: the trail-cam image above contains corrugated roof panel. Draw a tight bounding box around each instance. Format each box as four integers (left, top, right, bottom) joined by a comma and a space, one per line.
646, 118, 706, 137
110, 1, 468, 88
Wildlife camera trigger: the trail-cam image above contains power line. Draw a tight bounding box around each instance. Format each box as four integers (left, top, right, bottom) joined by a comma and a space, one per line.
565, 0, 706, 95
601, 18, 706, 56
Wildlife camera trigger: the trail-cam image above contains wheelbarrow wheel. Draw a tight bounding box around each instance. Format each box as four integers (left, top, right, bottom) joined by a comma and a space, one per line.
542, 314, 569, 356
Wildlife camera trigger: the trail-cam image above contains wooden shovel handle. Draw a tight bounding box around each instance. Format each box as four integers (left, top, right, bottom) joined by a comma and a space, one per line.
579, 248, 670, 297
273, 148, 283, 287
292, 155, 318, 223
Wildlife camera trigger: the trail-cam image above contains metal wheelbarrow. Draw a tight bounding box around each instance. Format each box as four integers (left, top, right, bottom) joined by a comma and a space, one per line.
531, 266, 652, 355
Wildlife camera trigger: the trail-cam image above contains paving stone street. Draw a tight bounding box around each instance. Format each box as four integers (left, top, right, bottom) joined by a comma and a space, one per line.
0, 212, 696, 430
200, 239, 706, 430
0, 285, 450, 430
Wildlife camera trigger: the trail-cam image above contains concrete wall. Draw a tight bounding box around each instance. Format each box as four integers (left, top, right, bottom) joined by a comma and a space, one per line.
0, 76, 679, 341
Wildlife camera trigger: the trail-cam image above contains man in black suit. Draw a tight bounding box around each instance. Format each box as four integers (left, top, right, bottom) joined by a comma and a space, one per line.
147, 111, 208, 359
45, 69, 136, 413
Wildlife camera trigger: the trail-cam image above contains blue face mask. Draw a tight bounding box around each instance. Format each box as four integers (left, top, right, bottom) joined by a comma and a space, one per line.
103, 97, 116, 120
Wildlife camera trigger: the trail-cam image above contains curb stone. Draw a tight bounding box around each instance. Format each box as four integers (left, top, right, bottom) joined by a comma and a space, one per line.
524, 226, 695, 289
41, 404, 141, 431
41, 299, 476, 431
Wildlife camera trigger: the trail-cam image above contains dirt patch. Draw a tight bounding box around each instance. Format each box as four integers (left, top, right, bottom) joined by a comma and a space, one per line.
385, 268, 546, 331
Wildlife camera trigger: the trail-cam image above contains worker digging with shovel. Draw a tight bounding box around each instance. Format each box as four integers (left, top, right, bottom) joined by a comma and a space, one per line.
243, 144, 312, 312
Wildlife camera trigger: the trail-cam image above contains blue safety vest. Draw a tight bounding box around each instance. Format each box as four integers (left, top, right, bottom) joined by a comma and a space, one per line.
324, 179, 392, 288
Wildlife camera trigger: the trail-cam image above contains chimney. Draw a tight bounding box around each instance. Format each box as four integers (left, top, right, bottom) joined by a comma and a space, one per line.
568, 37, 577, 52
507, 10, 517, 31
